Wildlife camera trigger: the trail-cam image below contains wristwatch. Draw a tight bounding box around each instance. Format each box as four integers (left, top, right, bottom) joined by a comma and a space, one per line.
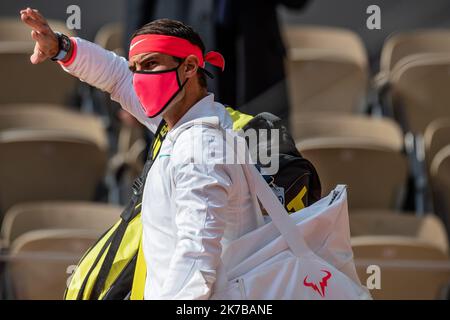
51, 32, 72, 61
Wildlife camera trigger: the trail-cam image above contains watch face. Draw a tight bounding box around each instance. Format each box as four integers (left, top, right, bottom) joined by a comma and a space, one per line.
61, 34, 71, 51
51, 33, 71, 61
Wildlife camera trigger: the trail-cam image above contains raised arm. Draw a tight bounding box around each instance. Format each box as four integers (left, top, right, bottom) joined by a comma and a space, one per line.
20, 7, 161, 133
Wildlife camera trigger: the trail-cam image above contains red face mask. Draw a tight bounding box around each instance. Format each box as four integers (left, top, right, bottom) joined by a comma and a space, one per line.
129, 34, 225, 118
132, 64, 188, 118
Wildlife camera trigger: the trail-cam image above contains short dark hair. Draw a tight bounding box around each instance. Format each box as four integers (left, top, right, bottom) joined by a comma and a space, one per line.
132, 19, 207, 88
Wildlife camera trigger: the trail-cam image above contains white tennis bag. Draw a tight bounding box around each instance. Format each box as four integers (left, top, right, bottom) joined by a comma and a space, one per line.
211, 164, 372, 300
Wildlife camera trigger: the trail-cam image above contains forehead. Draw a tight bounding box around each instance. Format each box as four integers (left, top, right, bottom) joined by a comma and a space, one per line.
129, 52, 174, 64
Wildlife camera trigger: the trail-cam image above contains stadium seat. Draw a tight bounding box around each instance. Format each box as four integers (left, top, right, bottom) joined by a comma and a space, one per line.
389, 54, 450, 134
0, 131, 108, 214
295, 115, 408, 209
94, 23, 124, 55
291, 112, 404, 149
0, 105, 106, 141
6, 229, 98, 300
283, 26, 368, 124
0, 201, 122, 248
424, 118, 450, 166
0, 106, 108, 214
352, 236, 450, 299
430, 145, 450, 230
0, 47, 78, 105
380, 29, 450, 72
349, 211, 448, 255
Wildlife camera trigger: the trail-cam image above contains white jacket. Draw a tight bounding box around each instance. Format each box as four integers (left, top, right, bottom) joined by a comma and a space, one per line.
60, 38, 264, 299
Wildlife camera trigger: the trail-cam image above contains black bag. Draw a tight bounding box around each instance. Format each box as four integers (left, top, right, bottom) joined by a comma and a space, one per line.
242, 112, 321, 213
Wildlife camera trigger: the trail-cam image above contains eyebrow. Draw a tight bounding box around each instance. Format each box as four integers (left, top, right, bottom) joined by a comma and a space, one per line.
128, 53, 160, 71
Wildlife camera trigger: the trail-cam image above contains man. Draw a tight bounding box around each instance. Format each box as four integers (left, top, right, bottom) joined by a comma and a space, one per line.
124, 0, 311, 122
20, 8, 264, 299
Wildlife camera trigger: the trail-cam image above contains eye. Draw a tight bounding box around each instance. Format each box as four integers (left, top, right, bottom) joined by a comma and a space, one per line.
142, 60, 157, 70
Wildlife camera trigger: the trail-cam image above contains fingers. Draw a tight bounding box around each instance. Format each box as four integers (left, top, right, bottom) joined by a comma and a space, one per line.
29, 9, 48, 25
20, 8, 57, 64
30, 43, 47, 64
30, 38, 50, 64
21, 14, 47, 33
21, 8, 46, 24
30, 30, 48, 46
20, 8, 49, 34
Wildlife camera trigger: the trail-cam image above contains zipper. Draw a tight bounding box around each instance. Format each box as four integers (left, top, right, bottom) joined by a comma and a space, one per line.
237, 278, 246, 299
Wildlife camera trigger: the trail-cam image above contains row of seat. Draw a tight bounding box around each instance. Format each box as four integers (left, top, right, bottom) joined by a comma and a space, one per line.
0, 18, 77, 106
0, 106, 108, 215
0, 202, 122, 300
4, 21, 448, 136
294, 113, 407, 210
284, 26, 450, 231
284, 26, 368, 122
292, 113, 450, 224
0, 106, 414, 214
284, 27, 450, 136
1, 105, 444, 220
1, 202, 449, 299
3, 105, 448, 230
350, 210, 450, 300
2, 20, 450, 138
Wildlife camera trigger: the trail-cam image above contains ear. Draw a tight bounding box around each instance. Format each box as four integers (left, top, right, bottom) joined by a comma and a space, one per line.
183, 54, 200, 79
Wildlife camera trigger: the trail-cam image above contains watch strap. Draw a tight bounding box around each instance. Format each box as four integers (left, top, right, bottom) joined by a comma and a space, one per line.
51, 32, 72, 61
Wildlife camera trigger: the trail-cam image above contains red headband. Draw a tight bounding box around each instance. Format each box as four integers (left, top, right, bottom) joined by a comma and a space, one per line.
129, 34, 225, 71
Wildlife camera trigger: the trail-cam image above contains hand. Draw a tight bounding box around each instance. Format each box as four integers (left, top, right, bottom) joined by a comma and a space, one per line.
20, 7, 59, 64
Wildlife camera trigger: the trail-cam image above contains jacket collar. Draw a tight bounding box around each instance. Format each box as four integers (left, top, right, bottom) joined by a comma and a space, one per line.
167, 93, 221, 141
172, 93, 215, 129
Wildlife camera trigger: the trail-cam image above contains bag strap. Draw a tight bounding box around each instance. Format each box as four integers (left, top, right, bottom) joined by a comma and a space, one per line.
242, 164, 309, 257
128, 120, 169, 300
244, 162, 348, 258
121, 120, 168, 222
215, 123, 344, 258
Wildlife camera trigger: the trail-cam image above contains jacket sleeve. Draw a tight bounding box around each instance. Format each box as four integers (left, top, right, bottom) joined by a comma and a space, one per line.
59, 37, 161, 133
